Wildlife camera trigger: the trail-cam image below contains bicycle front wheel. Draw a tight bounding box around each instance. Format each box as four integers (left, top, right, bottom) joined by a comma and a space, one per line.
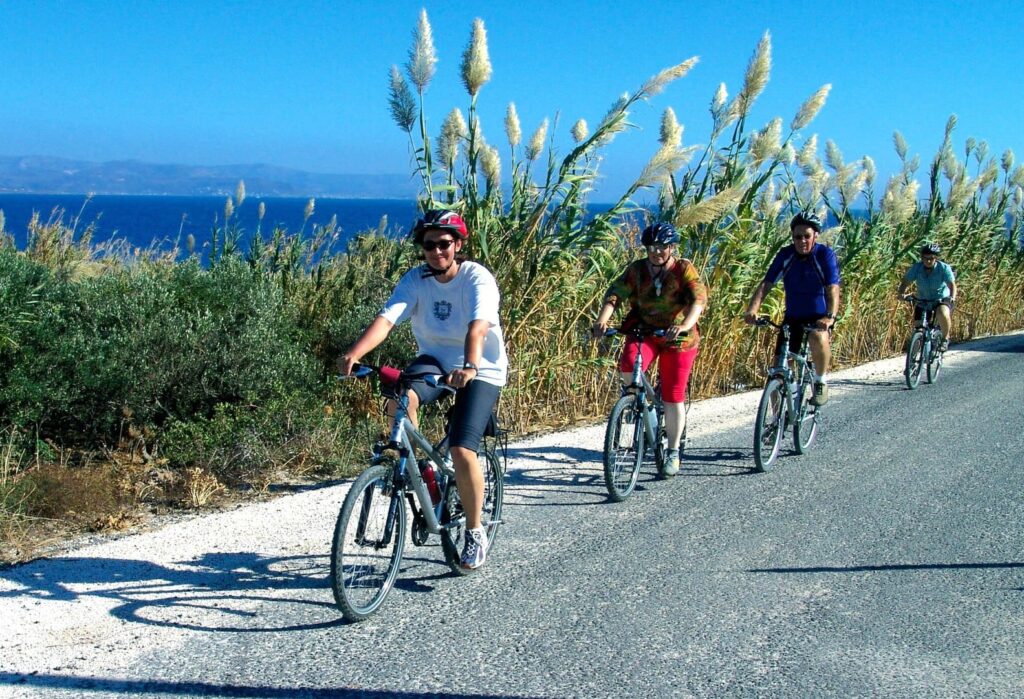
330, 464, 406, 622
793, 381, 818, 454
927, 333, 943, 383
753, 378, 787, 473
603, 395, 644, 501
441, 444, 505, 576
905, 332, 924, 389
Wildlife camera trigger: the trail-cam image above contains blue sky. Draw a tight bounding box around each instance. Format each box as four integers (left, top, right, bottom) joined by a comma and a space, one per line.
2, 0, 1022, 197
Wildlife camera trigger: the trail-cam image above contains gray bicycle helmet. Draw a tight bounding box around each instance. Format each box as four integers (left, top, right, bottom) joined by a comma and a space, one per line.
790, 211, 822, 233
638, 222, 680, 247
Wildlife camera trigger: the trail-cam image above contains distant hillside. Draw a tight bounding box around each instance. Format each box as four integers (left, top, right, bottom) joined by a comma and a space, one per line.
0, 156, 416, 198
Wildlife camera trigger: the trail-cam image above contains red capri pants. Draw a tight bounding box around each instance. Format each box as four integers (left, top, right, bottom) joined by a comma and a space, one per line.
619, 336, 698, 403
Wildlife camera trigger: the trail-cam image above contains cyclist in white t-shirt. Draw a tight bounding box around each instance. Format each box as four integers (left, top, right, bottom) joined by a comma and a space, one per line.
337, 209, 507, 571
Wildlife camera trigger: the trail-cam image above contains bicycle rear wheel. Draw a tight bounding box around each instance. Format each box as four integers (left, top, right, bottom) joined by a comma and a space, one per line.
603, 394, 644, 501
441, 444, 504, 575
330, 464, 406, 622
793, 380, 818, 454
904, 332, 924, 389
753, 378, 787, 472
926, 332, 943, 383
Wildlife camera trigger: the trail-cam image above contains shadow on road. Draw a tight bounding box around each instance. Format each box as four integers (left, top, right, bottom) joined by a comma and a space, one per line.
680, 446, 757, 477
748, 561, 1024, 574
830, 377, 905, 391
503, 445, 608, 506
0, 672, 538, 698
954, 334, 1024, 353
0, 551, 344, 633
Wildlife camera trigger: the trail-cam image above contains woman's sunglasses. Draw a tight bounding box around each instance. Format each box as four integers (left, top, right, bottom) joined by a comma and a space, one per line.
421, 239, 455, 252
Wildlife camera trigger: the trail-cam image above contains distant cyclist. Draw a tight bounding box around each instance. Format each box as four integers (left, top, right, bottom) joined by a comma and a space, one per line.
592, 221, 708, 476
337, 209, 507, 571
897, 242, 956, 351
744, 211, 841, 406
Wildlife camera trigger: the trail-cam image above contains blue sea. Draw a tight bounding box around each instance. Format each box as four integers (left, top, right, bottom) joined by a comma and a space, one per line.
0, 193, 421, 256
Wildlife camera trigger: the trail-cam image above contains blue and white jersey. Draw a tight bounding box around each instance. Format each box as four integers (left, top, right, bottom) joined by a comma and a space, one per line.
763, 243, 841, 318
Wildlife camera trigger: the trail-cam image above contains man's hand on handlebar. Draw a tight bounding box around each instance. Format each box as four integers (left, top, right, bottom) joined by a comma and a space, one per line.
446, 366, 477, 389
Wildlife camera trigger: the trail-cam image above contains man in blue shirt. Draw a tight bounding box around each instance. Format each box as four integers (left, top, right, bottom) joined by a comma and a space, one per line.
897, 242, 957, 351
744, 211, 841, 405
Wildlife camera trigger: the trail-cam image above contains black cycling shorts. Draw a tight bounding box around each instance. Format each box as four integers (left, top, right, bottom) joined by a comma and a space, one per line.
777, 315, 828, 356
913, 298, 953, 324
402, 355, 501, 453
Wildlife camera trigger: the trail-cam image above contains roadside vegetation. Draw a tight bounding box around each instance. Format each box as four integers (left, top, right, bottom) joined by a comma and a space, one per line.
2, 11, 1023, 563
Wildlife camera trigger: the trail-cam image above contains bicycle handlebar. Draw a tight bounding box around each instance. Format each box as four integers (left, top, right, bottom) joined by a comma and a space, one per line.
753, 316, 835, 330
902, 295, 940, 307
340, 363, 456, 393
603, 327, 687, 339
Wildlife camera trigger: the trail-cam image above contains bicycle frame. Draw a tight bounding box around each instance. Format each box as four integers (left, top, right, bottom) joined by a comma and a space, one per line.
624, 347, 662, 446
763, 320, 816, 425
907, 297, 941, 347
358, 370, 463, 540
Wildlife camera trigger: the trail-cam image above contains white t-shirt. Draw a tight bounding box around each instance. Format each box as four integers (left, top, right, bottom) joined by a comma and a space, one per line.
379, 261, 508, 387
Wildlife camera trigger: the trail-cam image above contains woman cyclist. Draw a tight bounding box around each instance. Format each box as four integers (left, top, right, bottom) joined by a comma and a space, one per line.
337, 209, 508, 571
591, 222, 708, 476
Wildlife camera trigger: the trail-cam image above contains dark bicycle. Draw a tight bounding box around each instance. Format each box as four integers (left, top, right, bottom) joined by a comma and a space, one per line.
751, 318, 821, 472
903, 296, 946, 389
601, 328, 691, 501
330, 364, 504, 622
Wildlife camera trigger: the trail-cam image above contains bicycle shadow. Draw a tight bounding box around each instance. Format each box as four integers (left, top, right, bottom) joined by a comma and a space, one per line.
0, 672, 540, 698
503, 445, 609, 506
678, 446, 757, 477
0, 551, 344, 633
830, 377, 906, 392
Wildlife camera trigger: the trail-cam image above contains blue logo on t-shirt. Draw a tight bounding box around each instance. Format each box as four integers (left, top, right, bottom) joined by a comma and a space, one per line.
433, 300, 452, 321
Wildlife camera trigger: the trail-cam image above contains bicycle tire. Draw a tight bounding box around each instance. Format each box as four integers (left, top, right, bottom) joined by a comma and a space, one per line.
654, 405, 669, 479
793, 380, 818, 454
904, 332, 924, 389
753, 377, 787, 472
603, 394, 644, 501
926, 332, 943, 384
440, 444, 505, 575
330, 464, 406, 622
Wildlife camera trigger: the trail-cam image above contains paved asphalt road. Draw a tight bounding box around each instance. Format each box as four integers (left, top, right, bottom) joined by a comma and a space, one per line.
2, 332, 1022, 698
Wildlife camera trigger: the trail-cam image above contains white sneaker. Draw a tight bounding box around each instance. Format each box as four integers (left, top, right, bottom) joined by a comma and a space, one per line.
662, 449, 680, 477
460, 527, 488, 570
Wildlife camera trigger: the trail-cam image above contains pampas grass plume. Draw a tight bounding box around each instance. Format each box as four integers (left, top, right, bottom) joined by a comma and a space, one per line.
571, 119, 589, 144
461, 18, 492, 97
659, 107, 682, 148
791, 84, 831, 131
408, 9, 437, 92
526, 118, 548, 161
505, 103, 521, 148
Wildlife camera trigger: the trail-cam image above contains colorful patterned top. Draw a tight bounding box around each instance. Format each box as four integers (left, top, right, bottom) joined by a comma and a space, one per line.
604, 258, 709, 349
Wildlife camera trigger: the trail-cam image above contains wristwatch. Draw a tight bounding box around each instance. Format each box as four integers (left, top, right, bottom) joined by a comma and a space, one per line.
463, 361, 478, 371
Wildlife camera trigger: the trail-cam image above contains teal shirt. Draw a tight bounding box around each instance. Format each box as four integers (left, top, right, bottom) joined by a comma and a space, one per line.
903, 261, 955, 301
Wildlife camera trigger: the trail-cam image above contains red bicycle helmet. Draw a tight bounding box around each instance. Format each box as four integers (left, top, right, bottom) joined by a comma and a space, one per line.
412, 209, 469, 243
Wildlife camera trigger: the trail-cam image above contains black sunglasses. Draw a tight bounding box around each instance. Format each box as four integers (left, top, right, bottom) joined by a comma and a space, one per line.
421, 239, 455, 252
